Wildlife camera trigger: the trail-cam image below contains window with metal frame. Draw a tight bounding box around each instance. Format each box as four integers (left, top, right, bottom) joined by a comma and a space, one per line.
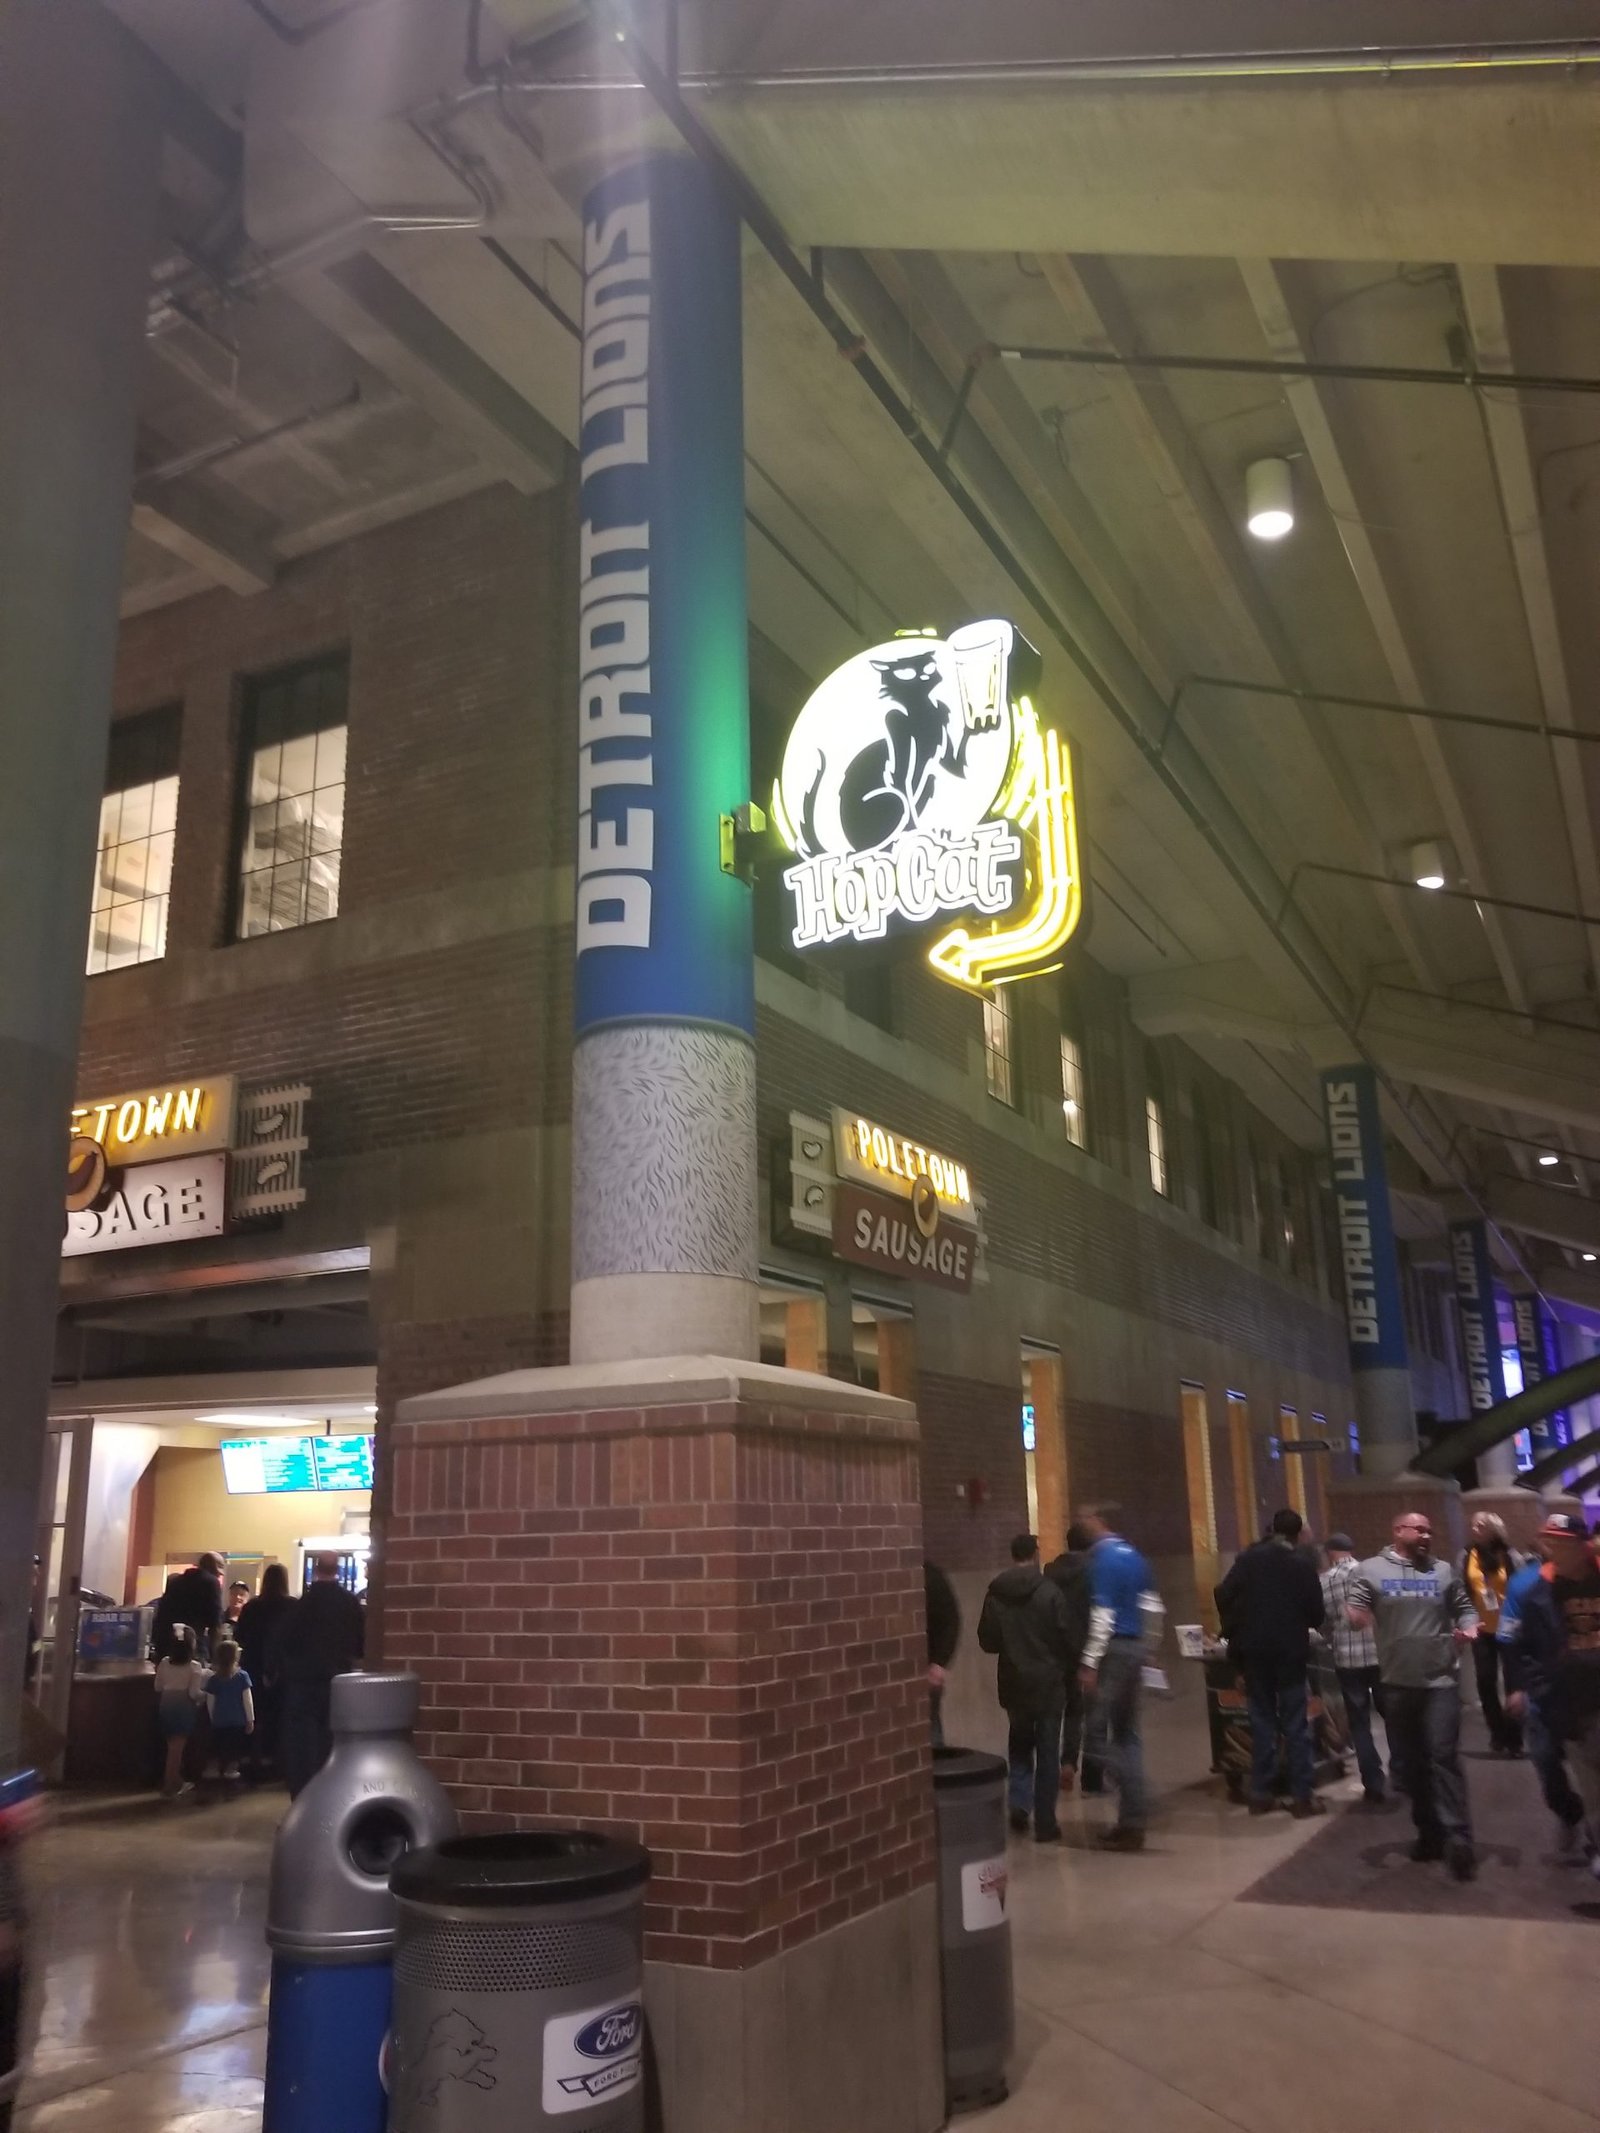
236, 655, 348, 939
1059, 1032, 1086, 1147
1146, 1094, 1168, 1196
983, 989, 1015, 1107
88, 707, 181, 975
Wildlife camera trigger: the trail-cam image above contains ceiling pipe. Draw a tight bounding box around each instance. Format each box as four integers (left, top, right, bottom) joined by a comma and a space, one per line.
1167, 671, 1600, 754
995, 342, 1600, 400
504, 41, 1600, 90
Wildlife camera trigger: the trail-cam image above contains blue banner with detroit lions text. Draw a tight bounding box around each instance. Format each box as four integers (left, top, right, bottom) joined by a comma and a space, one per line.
573, 154, 754, 1040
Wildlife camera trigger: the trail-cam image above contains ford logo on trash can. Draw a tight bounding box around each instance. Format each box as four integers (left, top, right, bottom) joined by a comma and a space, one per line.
575, 2005, 642, 2060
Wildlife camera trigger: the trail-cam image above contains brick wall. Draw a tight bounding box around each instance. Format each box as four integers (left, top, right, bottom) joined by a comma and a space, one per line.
917, 1371, 1030, 1565
383, 1394, 935, 1968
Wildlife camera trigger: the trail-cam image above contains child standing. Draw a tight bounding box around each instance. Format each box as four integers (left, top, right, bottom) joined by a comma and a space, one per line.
154, 1624, 206, 1798
204, 1644, 255, 1782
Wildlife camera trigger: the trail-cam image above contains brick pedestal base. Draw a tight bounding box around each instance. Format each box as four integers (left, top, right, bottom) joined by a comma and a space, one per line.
382, 1356, 944, 2133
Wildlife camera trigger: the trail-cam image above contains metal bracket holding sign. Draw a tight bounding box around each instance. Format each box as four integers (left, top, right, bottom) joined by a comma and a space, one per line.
230, 1082, 311, 1217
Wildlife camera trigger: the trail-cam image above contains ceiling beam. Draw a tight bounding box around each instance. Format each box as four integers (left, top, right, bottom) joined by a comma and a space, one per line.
129, 477, 277, 596
1130, 963, 1600, 1133
1456, 262, 1600, 1004
1037, 252, 1442, 995
290, 249, 567, 495
1484, 1174, 1600, 1256
1237, 257, 1533, 1016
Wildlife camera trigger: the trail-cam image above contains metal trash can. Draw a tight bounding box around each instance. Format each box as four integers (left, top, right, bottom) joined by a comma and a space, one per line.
387, 1830, 651, 2131
262, 1671, 457, 2133
932, 1746, 1013, 2112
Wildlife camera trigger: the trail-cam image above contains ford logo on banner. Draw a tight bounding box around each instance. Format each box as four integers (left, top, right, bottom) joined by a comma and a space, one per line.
575, 2005, 642, 2061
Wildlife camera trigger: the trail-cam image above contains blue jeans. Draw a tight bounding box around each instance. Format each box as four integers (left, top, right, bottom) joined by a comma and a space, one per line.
1087, 1639, 1147, 1829
1337, 1664, 1387, 1796
1007, 1697, 1065, 1836
1244, 1660, 1313, 1803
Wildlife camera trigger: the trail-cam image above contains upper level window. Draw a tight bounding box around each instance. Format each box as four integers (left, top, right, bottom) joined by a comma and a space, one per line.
1060, 1033, 1086, 1148
983, 991, 1015, 1107
1146, 1095, 1169, 1197
237, 656, 347, 939
88, 707, 180, 976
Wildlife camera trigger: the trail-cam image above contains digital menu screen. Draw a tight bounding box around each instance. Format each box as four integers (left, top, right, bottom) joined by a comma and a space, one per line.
220, 1437, 320, 1495
313, 1434, 374, 1492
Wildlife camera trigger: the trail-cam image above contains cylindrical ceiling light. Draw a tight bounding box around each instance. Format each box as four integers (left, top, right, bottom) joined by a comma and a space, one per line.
1245, 455, 1295, 540
1409, 838, 1448, 890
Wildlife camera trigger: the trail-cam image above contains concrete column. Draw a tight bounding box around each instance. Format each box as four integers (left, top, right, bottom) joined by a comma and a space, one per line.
1320, 1067, 1415, 1476
1449, 1217, 1516, 1486
0, 3, 161, 1749
569, 151, 758, 1366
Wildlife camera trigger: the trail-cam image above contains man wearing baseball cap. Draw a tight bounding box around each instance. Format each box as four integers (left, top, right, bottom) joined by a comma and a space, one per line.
1504, 1511, 1600, 1878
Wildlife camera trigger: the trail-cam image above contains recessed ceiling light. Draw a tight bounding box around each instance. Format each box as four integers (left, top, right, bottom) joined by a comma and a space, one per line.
1539, 1152, 1560, 1167
1584, 1252, 1596, 1263
1246, 456, 1294, 541
195, 1411, 315, 1428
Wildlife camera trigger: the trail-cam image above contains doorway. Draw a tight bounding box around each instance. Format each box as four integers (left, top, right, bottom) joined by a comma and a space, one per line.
1021, 1346, 1067, 1560
1226, 1391, 1257, 1552
1179, 1382, 1221, 1621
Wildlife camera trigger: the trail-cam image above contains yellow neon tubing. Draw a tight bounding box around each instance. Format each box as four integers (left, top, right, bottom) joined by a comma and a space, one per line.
926, 725, 1082, 991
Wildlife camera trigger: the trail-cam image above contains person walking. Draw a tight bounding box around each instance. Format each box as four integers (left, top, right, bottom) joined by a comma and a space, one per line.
237, 1563, 296, 1783
977, 1534, 1078, 1843
1460, 1513, 1525, 1755
1503, 1510, 1600, 1876
1499, 1545, 1587, 1856
1349, 1510, 1479, 1880
1216, 1508, 1327, 1818
278, 1554, 364, 1799
924, 1559, 961, 1747
1320, 1532, 1390, 1805
1078, 1502, 1165, 1852
1044, 1522, 1095, 1794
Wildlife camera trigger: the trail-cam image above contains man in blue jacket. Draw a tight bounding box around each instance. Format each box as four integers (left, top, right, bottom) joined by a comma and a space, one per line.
1078, 1503, 1165, 1852
1503, 1510, 1600, 1877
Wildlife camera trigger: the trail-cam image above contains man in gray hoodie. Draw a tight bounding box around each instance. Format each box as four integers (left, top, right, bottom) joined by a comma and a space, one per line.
1348, 1510, 1479, 1880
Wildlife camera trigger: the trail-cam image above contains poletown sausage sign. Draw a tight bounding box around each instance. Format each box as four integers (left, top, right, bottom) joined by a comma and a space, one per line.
832, 1179, 977, 1295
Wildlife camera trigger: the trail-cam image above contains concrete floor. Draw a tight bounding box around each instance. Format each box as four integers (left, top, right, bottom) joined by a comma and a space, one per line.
12, 1676, 1599, 2132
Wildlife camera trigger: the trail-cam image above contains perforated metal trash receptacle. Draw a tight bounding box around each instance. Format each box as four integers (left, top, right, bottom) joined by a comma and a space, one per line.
388, 1832, 651, 2131
932, 1746, 1014, 2112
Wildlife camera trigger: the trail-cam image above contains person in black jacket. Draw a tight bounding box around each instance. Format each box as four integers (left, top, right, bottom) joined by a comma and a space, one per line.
236, 1563, 297, 1783
1503, 1510, 1600, 1876
978, 1533, 1077, 1843
279, 1555, 365, 1798
1216, 1508, 1326, 1818
1044, 1523, 1095, 1793
151, 1553, 224, 1662
924, 1560, 961, 1747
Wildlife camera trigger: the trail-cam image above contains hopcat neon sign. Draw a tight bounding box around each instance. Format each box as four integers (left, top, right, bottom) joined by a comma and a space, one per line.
770, 622, 1084, 990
